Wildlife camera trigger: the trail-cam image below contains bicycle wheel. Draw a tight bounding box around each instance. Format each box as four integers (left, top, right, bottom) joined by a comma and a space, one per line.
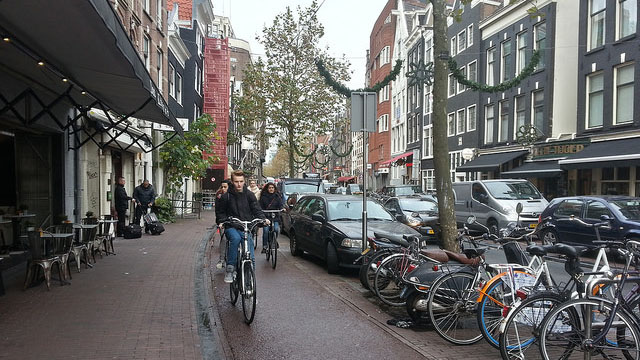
265, 229, 271, 262
359, 250, 393, 290
241, 261, 257, 324
499, 291, 565, 360
229, 264, 239, 305
373, 253, 411, 307
270, 231, 277, 269
428, 271, 483, 345
538, 298, 640, 360
478, 271, 538, 349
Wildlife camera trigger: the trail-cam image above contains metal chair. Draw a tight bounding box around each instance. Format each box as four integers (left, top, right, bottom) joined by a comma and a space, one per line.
80, 219, 99, 264
70, 226, 91, 273
52, 224, 74, 281
97, 216, 115, 256
24, 231, 64, 290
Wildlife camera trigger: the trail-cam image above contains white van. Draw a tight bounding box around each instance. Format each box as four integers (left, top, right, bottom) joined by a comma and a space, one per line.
452, 179, 548, 233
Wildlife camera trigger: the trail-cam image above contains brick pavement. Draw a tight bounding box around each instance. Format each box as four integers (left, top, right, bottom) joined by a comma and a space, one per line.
0, 212, 219, 360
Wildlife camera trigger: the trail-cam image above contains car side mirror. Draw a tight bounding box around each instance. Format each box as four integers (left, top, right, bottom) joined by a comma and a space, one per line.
516, 202, 523, 215
311, 213, 325, 223
395, 214, 404, 222
599, 214, 612, 222
466, 215, 477, 225
386, 208, 397, 215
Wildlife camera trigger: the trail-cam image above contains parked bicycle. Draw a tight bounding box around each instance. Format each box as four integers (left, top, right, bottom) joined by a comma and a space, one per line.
223, 217, 267, 325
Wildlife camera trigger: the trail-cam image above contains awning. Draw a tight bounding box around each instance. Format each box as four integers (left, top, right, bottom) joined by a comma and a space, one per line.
337, 176, 355, 182
559, 137, 640, 169
0, 0, 183, 134
380, 151, 413, 165
501, 160, 562, 178
457, 150, 529, 172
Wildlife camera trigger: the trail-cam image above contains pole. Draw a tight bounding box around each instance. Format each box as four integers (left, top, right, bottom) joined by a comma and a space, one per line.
362, 99, 368, 252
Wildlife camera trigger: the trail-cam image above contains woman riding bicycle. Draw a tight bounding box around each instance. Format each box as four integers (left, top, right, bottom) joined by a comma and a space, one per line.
215, 170, 268, 283
215, 179, 232, 269
259, 182, 284, 254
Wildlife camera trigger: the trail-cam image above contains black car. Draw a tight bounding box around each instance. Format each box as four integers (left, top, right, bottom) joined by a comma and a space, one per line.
286, 194, 420, 274
384, 196, 439, 239
539, 196, 640, 247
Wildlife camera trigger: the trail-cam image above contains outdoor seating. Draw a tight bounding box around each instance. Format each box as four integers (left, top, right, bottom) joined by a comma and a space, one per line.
70, 226, 91, 273
52, 224, 74, 281
24, 231, 64, 291
80, 218, 99, 264
98, 216, 116, 256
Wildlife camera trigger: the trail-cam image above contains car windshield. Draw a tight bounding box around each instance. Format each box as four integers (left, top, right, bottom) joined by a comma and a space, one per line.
610, 200, 640, 221
394, 186, 422, 196
484, 181, 542, 200
283, 183, 319, 195
328, 200, 393, 221
399, 199, 438, 213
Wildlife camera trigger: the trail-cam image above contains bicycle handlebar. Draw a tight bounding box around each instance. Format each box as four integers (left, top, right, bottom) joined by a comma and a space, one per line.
223, 217, 268, 230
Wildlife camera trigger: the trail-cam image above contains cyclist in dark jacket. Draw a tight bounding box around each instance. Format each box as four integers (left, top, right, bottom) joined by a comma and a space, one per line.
259, 182, 283, 253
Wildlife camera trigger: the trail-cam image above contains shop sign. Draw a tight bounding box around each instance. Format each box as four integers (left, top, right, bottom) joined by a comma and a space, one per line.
532, 141, 589, 159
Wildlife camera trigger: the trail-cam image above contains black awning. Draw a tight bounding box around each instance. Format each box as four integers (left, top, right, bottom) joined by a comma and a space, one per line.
0, 0, 182, 135
559, 137, 640, 170
501, 160, 562, 178
457, 150, 529, 172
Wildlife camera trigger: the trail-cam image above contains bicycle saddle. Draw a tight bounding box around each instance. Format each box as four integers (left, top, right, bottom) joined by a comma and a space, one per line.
526, 244, 556, 257
459, 247, 487, 259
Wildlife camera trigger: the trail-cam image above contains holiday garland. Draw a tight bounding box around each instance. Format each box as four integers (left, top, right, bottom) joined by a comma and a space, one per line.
448, 50, 541, 93
316, 59, 404, 98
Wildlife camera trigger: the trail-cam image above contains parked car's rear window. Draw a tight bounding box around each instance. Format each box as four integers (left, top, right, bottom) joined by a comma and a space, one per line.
485, 181, 542, 200
610, 200, 640, 221
555, 199, 583, 217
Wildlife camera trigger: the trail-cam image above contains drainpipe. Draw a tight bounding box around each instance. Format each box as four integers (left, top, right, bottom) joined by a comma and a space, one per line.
74, 109, 81, 223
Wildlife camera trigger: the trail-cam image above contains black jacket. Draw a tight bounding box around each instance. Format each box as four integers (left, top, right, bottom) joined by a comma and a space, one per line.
215, 187, 265, 224
114, 184, 131, 211
259, 192, 284, 222
134, 184, 156, 206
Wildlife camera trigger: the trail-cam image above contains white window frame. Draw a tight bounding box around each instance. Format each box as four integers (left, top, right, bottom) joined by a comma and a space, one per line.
614, 62, 634, 124
532, 89, 544, 132
534, 22, 546, 70
156, 0, 163, 28
457, 29, 466, 53
588, 0, 606, 51
194, 104, 200, 120
448, 112, 455, 136
457, 66, 466, 94
514, 95, 526, 137
169, 63, 175, 99
467, 25, 474, 47
143, 35, 150, 71
498, 100, 510, 142
466, 105, 476, 132
379, 46, 391, 66
423, 126, 433, 159
456, 108, 465, 135
485, 105, 495, 144
501, 39, 512, 82
143, 0, 150, 13
516, 31, 527, 73
586, 71, 604, 129
156, 48, 163, 94
378, 85, 389, 103
467, 60, 477, 83
486, 48, 496, 86
450, 37, 457, 57
617, 0, 637, 40
378, 114, 389, 132
448, 73, 456, 97
175, 72, 183, 105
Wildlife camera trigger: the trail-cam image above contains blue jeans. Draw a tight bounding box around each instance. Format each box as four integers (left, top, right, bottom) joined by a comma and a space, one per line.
226, 227, 255, 267
262, 222, 280, 248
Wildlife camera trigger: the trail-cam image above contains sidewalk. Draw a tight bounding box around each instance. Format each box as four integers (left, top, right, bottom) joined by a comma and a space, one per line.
0, 212, 218, 360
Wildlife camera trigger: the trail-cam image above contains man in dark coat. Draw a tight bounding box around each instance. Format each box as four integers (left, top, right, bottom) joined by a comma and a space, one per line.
133, 179, 156, 234
114, 176, 133, 237
215, 170, 268, 283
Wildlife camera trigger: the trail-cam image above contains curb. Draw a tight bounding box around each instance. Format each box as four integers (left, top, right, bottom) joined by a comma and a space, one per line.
194, 226, 230, 360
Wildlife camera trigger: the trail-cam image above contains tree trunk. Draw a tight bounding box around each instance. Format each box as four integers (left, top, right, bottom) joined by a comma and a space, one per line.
432, 0, 459, 252
288, 126, 295, 177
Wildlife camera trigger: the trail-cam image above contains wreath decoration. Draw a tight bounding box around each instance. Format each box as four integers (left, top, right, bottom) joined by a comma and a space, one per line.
448, 50, 541, 93
316, 59, 403, 98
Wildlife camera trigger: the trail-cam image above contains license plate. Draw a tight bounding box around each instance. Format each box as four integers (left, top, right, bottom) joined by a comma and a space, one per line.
529, 223, 537, 228
361, 248, 371, 256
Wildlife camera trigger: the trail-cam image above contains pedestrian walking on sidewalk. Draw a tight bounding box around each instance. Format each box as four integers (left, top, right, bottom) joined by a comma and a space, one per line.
114, 176, 134, 237
133, 179, 156, 234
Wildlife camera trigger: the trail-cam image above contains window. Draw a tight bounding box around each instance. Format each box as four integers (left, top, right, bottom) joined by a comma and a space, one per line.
379, 85, 389, 103
378, 114, 389, 132
156, 0, 163, 27
424, 91, 432, 114
384, 13, 391, 24
467, 105, 476, 131
516, 32, 527, 73
586, 201, 612, 220
456, 109, 465, 134
380, 46, 391, 66
485, 105, 495, 144
534, 22, 546, 70
425, 38, 433, 63
423, 169, 435, 192
615, 63, 634, 124
448, 73, 456, 97
618, 0, 637, 39
499, 100, 510, 142
175, 73, 182, 104
555, 199, 584, 218
457, 67, 466, 93
467, 25, 474, 46
448, 113, 455, 136
143, 35, 150, 71
450, 37, 457, 57
194, 104, 200, 120
458, 30, 466, 52
156, 49, 163, 94
423, 127, 433, 158
143, 0, 150, 13
486, 48, 496, 86
532, 90, 544, 133
501, 39, 512, 82
467, 61, 477, 82
169, 64, 175, 99
589, 0, 606, 50
515, 95, 526, 135
587, 72, 604, 128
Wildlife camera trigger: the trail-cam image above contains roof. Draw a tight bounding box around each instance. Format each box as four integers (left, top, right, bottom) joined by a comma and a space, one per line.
456, 150, 529, 172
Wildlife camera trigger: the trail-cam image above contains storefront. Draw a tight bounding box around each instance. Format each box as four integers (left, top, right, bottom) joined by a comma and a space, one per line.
456, 149, 529, 179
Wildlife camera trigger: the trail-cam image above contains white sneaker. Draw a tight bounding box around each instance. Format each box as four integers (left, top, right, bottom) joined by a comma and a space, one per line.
216, 260, 224, 269
224, 265, 234, 283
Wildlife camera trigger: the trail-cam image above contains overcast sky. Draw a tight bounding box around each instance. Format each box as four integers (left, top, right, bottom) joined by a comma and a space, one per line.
211, 0, 388, 88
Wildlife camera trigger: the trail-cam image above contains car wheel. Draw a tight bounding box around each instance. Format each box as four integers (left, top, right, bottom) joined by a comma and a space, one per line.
326, 242, 340, 274
541, 228, 558, 245
289, 231, 302, 257
487, 219, 499, 235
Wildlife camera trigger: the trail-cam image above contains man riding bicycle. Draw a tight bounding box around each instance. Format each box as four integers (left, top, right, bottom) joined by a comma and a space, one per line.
215, 170, 269, 283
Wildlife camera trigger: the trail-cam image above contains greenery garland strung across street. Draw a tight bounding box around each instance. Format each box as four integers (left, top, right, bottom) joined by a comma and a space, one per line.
448, 50, 541, 93
316, 59, 404, 98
